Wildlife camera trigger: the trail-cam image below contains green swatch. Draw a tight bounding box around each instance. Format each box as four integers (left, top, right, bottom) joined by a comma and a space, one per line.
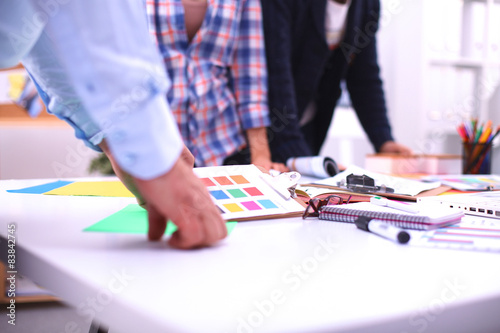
85, 204, 237, 235
227, 188, 247, 198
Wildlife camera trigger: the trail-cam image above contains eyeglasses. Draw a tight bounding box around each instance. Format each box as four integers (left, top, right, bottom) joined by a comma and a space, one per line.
302, 194, 351, 219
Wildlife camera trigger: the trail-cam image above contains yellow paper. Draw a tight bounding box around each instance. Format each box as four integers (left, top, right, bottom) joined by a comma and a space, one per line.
44, 181, 134, 197
7, 73, 26, 100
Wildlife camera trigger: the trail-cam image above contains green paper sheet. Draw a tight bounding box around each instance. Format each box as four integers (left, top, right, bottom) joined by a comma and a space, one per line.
85, 204, 237, 235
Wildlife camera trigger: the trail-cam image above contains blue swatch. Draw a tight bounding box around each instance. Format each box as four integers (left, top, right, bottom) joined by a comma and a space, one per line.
210, 190, 230, 200
258, 199, 278, 209
6, 180, 74, 194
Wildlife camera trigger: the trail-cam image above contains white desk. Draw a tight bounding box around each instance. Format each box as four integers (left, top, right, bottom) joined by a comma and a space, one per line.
1, 178, 500, 333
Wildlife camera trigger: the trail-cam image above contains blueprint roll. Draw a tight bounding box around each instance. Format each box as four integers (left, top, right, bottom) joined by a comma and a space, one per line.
286, 156, 339, 179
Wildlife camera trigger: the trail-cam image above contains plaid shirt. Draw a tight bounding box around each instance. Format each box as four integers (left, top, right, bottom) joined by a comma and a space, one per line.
147, 0, 270, 166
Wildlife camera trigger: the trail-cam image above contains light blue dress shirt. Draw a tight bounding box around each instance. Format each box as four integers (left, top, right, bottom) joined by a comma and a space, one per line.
0, 0, 183, 180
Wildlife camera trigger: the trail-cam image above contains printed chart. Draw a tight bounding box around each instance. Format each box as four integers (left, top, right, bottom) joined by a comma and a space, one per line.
410, 216, 500, 252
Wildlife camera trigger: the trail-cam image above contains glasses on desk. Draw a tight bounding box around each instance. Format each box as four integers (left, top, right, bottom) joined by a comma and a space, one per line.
302, 194, 351, 219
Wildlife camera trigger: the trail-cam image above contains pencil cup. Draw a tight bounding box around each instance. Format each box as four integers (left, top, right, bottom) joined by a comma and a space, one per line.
462, 142, 492, 174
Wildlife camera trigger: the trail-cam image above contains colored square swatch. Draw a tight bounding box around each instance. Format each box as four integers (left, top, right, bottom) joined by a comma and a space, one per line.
230, 175, 250, 184
227, 189, 247, 198
213, 176, 233, 186
258, 199, 278, 209
223, 203, 244, 213
243, 187, 263, 196
210, 190, 230, 200
200, 177, 216, 187
241, 201, 262, 211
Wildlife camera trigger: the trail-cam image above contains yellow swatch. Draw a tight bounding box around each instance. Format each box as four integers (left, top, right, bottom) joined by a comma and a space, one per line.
223, 203, 244, 213
44, 181, 134, 197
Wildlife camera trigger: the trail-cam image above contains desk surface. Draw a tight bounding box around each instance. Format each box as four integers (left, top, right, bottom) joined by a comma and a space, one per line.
1, 178, 500, 333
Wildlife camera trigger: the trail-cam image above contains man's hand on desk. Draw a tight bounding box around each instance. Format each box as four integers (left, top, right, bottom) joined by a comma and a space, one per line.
134, 157, 227, 249
379, 140, 413, 156
99, 142, 227, 249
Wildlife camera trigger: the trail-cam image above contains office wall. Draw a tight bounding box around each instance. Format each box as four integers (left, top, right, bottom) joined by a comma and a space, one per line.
376, 0, 500, 173
0, 123, 99, 180
320, 0, 500, 173
0, 66, 99, 180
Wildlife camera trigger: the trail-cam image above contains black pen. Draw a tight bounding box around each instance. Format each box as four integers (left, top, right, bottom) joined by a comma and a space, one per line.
354, 216, 411, 244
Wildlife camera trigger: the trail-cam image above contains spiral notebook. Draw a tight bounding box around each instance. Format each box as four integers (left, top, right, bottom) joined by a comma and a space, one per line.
319, 202, 464, 230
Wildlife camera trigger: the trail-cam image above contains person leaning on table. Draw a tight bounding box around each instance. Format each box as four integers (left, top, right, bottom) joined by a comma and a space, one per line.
0, 0, 226, 249
260, 0, 413, 163
146, 0, 287, 173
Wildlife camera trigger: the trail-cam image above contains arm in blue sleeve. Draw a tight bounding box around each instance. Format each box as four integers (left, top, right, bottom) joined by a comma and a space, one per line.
0, 2, 43, 68
26, 0, 183, 180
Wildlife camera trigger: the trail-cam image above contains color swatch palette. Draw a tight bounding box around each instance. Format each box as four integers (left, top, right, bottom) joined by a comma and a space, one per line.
194, 165, 305, 221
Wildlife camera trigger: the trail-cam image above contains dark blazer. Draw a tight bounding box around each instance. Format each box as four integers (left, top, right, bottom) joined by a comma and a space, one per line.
261, 0, 394, 163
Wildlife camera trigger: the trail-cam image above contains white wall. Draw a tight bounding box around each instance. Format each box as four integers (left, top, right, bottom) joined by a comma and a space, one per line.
378, 0, 425, 153
0, 123, 99, 179
321, 0, 424, 167
321, 0, 500, 173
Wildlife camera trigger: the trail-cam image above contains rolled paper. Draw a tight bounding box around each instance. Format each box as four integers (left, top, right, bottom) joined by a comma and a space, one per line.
286, 156, 339, 178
